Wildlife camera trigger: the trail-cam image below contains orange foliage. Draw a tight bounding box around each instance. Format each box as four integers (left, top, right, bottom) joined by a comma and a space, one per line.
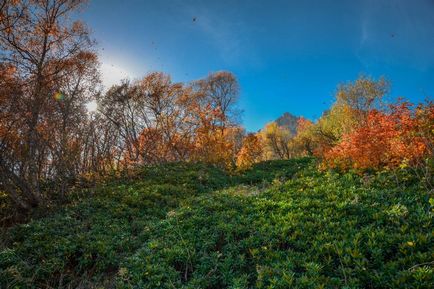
324, 101, 433, 170
236, 133, 263, 170
193, 108, 235, 168
122, 96, 241, 169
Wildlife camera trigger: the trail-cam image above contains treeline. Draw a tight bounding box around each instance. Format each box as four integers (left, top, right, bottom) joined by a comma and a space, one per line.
0, 0, 432, 212
0, 0, 248, 211
251, 77, 433, 187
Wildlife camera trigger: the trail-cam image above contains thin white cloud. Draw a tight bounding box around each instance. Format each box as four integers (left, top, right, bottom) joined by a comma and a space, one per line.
176, 2, 255, 66
194, 13, 243, 62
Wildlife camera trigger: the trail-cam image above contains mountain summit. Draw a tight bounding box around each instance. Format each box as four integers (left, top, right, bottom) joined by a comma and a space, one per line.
275, 112, 300, 136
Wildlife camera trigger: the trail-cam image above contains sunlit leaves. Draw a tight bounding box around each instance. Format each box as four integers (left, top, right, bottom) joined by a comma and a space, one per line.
236, 133, 263, 170
324, 101, 433, 170
259, 122, 292, 160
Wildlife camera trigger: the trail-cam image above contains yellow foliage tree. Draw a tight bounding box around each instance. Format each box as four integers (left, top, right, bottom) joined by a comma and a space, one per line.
259, 122, 292, 159
290, 118, 315, 156
309, 76, 389, 157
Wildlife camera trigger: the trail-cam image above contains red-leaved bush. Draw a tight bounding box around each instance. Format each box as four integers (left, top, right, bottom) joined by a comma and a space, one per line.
324, 101, 433, 170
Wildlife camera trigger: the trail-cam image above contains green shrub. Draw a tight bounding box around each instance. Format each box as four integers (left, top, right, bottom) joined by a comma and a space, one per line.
1, 160, 432, 288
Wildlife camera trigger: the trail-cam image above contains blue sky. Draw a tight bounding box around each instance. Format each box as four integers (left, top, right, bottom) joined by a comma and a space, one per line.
81, 0, 434, 131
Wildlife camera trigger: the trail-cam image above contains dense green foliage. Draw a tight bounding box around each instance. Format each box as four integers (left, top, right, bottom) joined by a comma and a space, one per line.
1, 159, 433, 288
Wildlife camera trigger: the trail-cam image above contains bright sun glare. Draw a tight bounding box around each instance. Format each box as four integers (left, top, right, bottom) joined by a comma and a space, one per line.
85, 100, 98, 113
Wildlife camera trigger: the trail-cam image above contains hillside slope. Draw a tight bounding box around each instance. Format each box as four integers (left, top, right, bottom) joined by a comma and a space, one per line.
1, 159, 432, 288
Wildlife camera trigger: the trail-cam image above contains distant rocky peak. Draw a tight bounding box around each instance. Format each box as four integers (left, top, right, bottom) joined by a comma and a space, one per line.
275, 112, 300, 136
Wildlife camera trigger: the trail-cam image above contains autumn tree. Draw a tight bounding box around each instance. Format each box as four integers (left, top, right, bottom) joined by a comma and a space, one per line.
48, 51, 101, 196
324, 101, 433, 171
289, 117, 315, 156
335, 75, 389, 123
0, 0, 94, 209
187, 71, 242, 167
136, 73, 194, 162
187, 97, 236, 168
236, 133, 263, 170
194, 71, 240, 127
260, 122, 292, 159
79, 112, 122, 176
100, 73, 192, 167
308, 76, 390, 157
